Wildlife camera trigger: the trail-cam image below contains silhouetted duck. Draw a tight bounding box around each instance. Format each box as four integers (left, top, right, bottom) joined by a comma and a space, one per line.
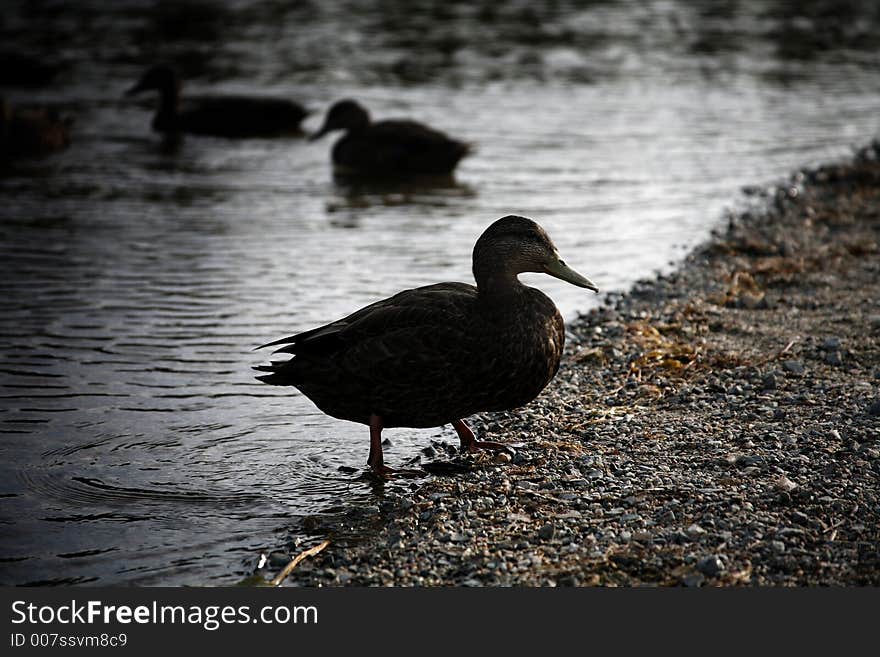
126, 65, 309, 138
255, 215, 598, 476
1, 99, 71, 160
310, 99, 471, 176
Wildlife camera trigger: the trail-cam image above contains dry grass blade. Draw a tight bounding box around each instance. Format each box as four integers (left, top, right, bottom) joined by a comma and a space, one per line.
626, 320, 700, 379
271, 539, 330, 586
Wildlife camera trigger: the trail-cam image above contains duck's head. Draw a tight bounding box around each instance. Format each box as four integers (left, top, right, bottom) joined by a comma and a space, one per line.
309, 99, 370, 141
473, 215, 598, 293
125, 65, 180, 97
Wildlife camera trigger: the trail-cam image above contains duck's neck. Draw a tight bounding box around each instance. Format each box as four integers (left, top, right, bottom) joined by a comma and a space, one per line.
345, 113, 371, 134
153, 83, 180, 129
475, 270, 527, 311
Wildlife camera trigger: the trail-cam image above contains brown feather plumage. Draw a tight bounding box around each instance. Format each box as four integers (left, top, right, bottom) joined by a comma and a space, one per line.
255, 215, 597, 472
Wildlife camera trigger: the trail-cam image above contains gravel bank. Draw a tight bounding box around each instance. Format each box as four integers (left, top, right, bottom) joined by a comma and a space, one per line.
276, 145, 880, 586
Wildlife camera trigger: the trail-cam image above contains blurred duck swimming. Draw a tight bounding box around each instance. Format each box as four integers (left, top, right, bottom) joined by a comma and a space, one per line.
255, 215, 597, 476
126, 65, 309, 138
1, 98, 71, 160
310, 99, 471, 176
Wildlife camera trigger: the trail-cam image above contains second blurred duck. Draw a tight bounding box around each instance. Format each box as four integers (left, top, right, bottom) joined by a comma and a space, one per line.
126, 65, 309, 139
1, 98, 71, 161
311, 99, 471, 176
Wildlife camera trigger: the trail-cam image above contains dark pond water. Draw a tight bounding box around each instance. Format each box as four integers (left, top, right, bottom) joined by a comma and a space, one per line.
1, 0, 878, 584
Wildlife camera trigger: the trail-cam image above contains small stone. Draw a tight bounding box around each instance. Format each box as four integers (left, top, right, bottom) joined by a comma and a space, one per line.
682, 572, 705, 587
775, 475, 797, 492
735, 454, 764, 467
686, 523, 706, 536
761, 373, 778, 390
867, 399, 880, 417
267, 551, 290, 568
492, 452, 512, 464
696, 555, 725, 577
740, 293, 765, 310
821, 337, 841, 351
770, 540, 786, 553
537, 523, 555, 541
824, 351, 842, 366
782, 360, 805, 375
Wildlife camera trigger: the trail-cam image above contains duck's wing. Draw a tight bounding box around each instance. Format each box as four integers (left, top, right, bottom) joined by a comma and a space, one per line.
372, 120, 470, 151
256, 282, 477, 356
352, 120, 471, 171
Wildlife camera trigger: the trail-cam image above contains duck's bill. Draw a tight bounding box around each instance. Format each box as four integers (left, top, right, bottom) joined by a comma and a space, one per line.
124, 81, 146, 97
544, 257, 599, 292
308, 124, 331, 141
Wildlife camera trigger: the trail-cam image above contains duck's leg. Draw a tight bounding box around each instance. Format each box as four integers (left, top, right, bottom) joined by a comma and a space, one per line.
368, 414, 395, 477
452, 419, 513, 454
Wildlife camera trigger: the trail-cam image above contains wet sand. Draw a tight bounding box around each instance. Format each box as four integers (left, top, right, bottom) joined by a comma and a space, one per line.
274, 143, 880, 586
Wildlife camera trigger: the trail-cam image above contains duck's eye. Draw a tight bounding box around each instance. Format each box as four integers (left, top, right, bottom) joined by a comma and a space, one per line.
558, 259, 567, 266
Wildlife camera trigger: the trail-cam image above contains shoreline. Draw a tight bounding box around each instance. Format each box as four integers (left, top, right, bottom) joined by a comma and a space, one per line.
277, 143, 880, 586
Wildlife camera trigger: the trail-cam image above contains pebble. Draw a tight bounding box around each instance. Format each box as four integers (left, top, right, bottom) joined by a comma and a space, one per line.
821, 337, 841, 351
782, 360, 805, 375
775, 475, 797, 492
267, 551, 290, 569
682, 573, 706, 587
537, 523, 556, 540
697, 555, 725, 577
735, 454, 764, 467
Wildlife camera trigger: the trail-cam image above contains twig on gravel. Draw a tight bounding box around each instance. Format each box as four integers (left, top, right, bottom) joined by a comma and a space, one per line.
778, 338, 799, 356
271, 540, 330, 586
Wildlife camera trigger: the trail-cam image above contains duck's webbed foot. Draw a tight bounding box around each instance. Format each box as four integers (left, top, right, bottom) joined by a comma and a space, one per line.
367, 414, 422, 478
452, 419, 514, 455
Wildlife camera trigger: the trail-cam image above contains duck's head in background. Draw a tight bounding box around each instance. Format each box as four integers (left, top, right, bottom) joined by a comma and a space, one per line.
125, 65, 179, 98
310, 99, 370, 141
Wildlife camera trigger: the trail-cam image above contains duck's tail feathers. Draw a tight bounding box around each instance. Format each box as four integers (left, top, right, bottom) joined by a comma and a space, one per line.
253, 334, 298, 351
252, 361, 297, 386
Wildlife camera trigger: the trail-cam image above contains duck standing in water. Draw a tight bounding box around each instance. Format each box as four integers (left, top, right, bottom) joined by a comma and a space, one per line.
310, 99, 471, 176
125, 65, 309, 138
255, 215, 598, 476
1, 98, 71, 161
